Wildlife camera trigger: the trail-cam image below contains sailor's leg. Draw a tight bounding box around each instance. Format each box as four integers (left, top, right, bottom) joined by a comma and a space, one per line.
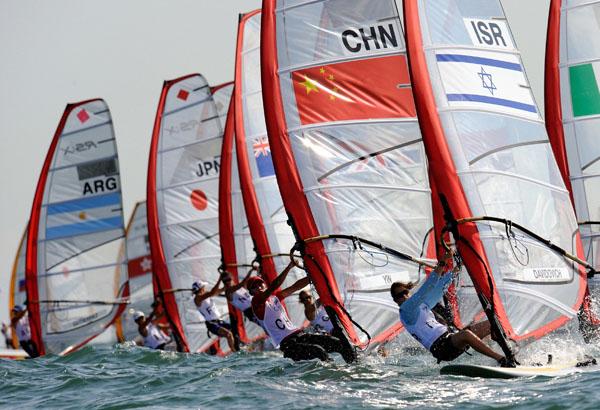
466, 320, 491, 339
217, 327, 237, 352
450, 330, 503, 361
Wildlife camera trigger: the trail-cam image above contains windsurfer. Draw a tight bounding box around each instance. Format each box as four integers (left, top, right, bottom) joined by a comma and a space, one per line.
221, 264, 259, 325
134, 300, 171, 350
392, 250, 513, 367
248, 260, 356, 363
191, 279, 238, 352
298, 290, 334, 335
10, 305, 39, 358
2, 323, 11, 348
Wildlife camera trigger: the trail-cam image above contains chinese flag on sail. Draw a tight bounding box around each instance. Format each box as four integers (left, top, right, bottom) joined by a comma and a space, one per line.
292, 55, 416, 126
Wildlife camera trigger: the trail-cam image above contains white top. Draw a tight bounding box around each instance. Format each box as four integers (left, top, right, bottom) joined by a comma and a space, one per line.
310, 306, 334, 334
143, 323, 169, 349
400, 303, 448, 350
196, 297, 221, 322
230, 288, 252, 311
257, 296, 299, 348
15, 316, 31, 342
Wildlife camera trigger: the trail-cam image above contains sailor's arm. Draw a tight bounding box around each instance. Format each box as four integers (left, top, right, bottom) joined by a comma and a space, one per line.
279, 276, 310, 300
230, 267, 255, 293
264, 260, 295, 298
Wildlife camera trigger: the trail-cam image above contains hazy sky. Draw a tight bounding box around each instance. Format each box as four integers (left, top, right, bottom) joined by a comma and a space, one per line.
0, 0, 548, 324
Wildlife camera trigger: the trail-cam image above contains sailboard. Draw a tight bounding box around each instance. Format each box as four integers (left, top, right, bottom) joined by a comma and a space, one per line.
25, 100, 129, 356
545, 0, 600, 329
147, 74, 232, 353
234, 10, 306, 327
403, 0, 587, 360
440, 360, 599, 379
261, 0, 436, 347
114, 201, 156, 342
9, 227, 28, 349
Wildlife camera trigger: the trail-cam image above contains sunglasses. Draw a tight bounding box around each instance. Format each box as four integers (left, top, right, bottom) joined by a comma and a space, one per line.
393, 291, 409, 300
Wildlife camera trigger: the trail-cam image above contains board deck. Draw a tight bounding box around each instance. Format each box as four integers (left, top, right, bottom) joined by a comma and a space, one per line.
0, 348, 28, 360
440, 362, 599, 379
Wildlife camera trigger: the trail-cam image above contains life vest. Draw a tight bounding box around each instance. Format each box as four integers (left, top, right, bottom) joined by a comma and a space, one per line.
230, 288, 252, 311
254, 295, 299, 348
16, 316, 31, 342
196, 297, 221, 322
310, 306, 334, 334
400, 303, 448, 350
143, 323, 168, 349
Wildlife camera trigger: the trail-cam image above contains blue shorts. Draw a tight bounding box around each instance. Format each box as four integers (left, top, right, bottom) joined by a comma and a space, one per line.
206, 320, 231, 337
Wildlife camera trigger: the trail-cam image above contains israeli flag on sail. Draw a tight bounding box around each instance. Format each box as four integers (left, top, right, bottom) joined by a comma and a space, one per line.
436, 49, 538, 120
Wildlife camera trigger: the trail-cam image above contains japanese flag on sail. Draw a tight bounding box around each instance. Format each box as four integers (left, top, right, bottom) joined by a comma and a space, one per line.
291, 55, 416, 126
436, 49, 538, 120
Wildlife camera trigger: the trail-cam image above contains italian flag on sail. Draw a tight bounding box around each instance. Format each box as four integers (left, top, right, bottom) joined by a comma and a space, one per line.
570, 62, 600, 117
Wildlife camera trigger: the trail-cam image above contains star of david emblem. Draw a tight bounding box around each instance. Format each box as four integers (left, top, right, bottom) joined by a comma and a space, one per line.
478, 66, 496, 95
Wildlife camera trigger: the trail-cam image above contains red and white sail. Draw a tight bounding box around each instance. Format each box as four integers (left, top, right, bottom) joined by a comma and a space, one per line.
404, 0, 586, 351
9, 227, 28, 348
115, 201, 156, 342
25, 100, 129, 356
147, 74, 231, 353
261, 0, 435, 346
546, 0, 600, 271
235, 10, 306, 327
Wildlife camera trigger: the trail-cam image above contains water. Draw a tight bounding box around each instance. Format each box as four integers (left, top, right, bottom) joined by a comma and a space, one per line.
2, 336, 600, 410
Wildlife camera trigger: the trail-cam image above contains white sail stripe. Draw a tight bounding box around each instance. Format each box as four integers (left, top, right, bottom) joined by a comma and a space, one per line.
563, 113, 600, 124
60, 120, 112, 138
456, 169, 569, 193
561, 56, 600, 68
570, 173, 600, 180
156, 176, 219, 192
436, 106, 545, 124
162, 96, 212, 117
500, 283, 578, 317
158, 216, 220, 230
286, 117, 417, 134
275, 0, 326, 13
303, 184, 431, 194
157, 133, 223, 154
563, 0, 600, 11
41, 190, 123, 208
166, 254, 221, 264
43, 261, 121, 277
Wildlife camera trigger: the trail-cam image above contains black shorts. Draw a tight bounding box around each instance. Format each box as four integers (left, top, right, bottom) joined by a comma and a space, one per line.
206, 320, 231, 337
430, 332, 465, 363
243, 308, 258, 323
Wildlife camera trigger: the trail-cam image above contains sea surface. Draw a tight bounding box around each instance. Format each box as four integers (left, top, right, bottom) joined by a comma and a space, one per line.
2, 331, 600, 410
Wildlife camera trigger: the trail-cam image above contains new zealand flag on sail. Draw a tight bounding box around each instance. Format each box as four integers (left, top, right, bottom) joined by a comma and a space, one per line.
253, 136, 275, 178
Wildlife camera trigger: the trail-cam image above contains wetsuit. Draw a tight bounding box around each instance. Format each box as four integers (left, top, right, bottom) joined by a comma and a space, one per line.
399, 270, 465, 362
15, 316, 39, 358
252, 294, 351, 362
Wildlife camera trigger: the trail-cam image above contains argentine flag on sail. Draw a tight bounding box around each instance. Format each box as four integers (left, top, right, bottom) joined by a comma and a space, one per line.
436, 49, 538, 120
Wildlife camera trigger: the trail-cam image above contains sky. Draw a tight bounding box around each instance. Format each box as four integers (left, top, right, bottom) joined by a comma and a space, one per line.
0, 0, 547, 325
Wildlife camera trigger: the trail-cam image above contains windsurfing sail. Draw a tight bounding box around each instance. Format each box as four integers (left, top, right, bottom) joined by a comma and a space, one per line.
115, 201, 155, 342
404, 0, 587, 357
147, 74, 231, 353
217, 82, 266, 344
25, 100, 129, 356
235, 10, 306, 327
261, 0, 436, 346
545, 0, 600, 272
9, 227, 28, 348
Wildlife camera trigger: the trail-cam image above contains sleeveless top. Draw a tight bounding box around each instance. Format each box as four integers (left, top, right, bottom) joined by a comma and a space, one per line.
310, 306, 334, 334
400, 303, 448, 350
196, 297, 221, 322
230, 288, 252, 311
143, 323, 168, 349
255, 295, 299, 348
16, 316, 31, 341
